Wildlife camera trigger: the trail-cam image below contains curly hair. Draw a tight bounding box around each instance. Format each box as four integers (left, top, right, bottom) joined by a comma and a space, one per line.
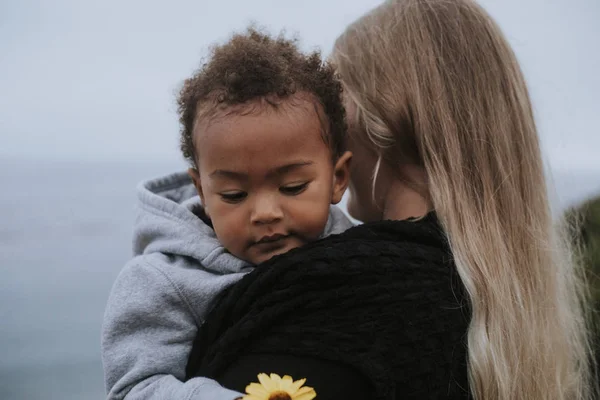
177, 28, 346, 168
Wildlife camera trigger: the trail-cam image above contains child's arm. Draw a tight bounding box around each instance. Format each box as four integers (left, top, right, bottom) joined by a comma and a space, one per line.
101, 259, 244, 400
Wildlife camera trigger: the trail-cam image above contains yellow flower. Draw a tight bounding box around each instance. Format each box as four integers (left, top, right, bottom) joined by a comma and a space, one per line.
242, 373, 317, 400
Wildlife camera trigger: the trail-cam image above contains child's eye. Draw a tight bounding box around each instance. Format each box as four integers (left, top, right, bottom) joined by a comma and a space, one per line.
280, 183, 308, 196
220, 191, 247, 203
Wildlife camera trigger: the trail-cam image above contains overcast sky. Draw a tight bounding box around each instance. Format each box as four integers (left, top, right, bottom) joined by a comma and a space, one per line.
1, 0, 599, 171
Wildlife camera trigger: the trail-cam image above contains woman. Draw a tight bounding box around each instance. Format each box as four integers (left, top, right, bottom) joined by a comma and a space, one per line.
187, 0, 597, 399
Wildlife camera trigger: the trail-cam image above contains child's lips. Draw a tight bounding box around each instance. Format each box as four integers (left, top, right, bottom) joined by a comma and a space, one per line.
252, 234, 290, 251
256, 233, 288, 244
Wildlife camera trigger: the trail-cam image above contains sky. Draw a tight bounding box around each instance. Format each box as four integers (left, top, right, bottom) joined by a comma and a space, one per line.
0, 0, 599, 171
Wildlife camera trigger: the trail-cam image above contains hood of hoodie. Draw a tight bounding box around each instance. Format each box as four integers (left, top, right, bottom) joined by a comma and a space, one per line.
133, 171, 252, 274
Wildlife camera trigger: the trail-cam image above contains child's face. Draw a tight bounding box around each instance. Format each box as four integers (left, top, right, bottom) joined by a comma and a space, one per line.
189, 96, 351, 264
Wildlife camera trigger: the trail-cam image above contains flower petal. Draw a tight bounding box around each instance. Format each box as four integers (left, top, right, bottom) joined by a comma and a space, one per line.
293, 387, 317, 400
290, 378, 307, 393
245, 382, 269, 397
280, 375, 294, 392
295, 386, 315, 394
257, 373, 276, 392
270, 373, 282, 389
242, 395, 264, 400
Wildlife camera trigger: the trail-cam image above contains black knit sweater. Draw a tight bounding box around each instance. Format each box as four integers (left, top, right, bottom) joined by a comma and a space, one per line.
186, 214, 471, 399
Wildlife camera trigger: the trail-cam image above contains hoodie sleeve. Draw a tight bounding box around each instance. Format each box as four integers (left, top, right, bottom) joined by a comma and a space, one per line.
101, 259, 243, 400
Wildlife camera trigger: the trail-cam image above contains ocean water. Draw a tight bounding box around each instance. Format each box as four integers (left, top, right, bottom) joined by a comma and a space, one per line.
0, 158, 182, 400
0, 157, 598, 400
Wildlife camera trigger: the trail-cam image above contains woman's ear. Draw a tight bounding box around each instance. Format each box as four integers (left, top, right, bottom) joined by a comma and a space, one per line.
331, 151, 352, 204
187, 168, 207, 212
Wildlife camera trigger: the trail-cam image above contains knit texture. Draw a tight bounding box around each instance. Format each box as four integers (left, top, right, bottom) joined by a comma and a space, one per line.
186, 214, 471, 399
102, 171, 353, 400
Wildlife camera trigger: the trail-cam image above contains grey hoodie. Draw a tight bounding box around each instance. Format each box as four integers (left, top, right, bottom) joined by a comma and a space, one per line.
101, 172, 353, 400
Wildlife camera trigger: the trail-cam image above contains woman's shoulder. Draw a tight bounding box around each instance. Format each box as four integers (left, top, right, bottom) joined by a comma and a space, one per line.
261, 212, 451, 276
190, 213, 470, 398
327, 211, 444, 241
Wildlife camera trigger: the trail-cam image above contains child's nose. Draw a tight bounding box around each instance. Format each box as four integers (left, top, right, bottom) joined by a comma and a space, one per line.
251, 196, 283, 225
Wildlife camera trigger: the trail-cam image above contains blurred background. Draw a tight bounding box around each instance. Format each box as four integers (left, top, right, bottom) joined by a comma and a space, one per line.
1, 0, 599, 399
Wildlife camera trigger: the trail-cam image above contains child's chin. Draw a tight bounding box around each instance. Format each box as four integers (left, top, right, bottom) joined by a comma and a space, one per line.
253, 246, 296, 264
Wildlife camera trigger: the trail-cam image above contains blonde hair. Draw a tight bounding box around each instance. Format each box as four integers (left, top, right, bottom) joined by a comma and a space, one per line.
333, 0, 597, 399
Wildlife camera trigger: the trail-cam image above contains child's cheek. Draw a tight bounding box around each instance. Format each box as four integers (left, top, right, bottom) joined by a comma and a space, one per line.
211, 205, 245, 248
292, 201, 331, 240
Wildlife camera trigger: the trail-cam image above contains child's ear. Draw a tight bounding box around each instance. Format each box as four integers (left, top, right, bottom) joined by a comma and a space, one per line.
331, 151, 352, 204
187, 168, 207, 210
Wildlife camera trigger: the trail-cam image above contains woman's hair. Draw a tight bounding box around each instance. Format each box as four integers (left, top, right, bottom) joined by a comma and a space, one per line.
177, 28, 346, 168
332, 0, 597, 399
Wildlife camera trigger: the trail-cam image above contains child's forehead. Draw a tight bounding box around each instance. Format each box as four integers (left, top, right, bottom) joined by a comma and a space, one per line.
194, 97, 333, 170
